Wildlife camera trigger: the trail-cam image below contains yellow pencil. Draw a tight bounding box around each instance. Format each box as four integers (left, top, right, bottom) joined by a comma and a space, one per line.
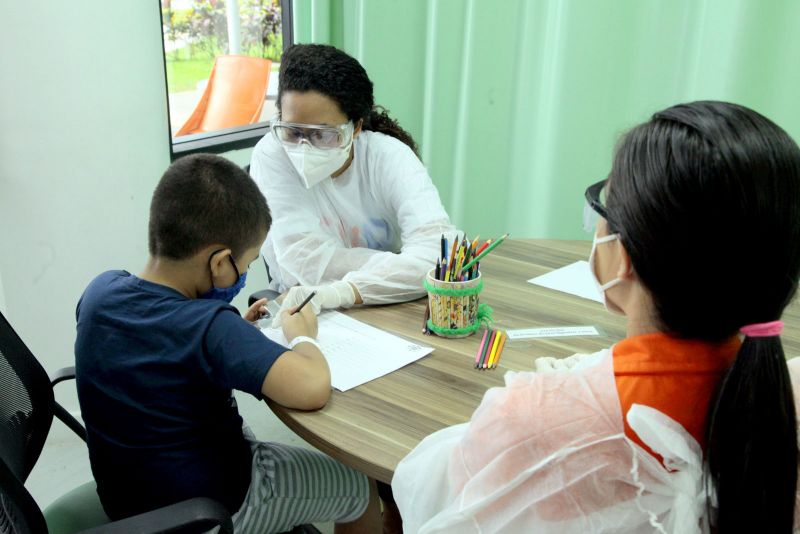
492, 332, 507, 368
485, 330, 502, 368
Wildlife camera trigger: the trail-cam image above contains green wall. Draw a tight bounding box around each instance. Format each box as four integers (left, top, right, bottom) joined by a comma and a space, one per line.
292, 0, 800, 240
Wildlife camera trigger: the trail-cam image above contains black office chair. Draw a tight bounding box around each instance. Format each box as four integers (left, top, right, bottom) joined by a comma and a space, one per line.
249, 257, 280, 308
0, 310, 233, 534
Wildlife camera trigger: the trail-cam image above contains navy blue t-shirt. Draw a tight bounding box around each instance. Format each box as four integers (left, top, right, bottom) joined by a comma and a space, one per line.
75, 270, 286, 519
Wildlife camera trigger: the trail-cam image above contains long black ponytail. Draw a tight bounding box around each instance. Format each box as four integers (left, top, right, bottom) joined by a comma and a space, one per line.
277, 44, 419, 157
605, 101, 800, 531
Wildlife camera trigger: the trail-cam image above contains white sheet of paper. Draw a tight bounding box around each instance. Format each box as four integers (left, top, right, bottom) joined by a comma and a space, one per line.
260, 311, 433, 391
506, 326, 600, 340
527, 260, 603, 303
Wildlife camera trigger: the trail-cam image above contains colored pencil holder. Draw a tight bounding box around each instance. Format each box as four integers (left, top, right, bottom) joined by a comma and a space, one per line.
424, 269, 492, 338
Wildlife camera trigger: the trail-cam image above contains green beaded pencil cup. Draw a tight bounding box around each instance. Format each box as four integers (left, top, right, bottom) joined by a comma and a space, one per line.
424, 268, 492, 338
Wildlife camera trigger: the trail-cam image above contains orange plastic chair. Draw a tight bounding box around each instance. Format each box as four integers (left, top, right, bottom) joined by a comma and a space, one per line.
175, 55, 272, 137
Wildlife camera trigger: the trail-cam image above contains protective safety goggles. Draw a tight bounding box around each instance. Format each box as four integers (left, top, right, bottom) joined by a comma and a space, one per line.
582, 179, 609, 233
270, 117, 354, 150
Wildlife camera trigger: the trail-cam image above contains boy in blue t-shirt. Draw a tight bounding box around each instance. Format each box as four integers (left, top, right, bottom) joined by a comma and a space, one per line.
75, 154, 380, 533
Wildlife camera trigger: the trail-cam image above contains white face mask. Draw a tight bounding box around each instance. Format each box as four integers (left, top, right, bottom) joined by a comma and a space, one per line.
588, 231, 624, 314
284, 140, 352, 189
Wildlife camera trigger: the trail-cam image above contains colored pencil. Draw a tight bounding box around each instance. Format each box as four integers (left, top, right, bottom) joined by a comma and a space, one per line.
474, 329, 489, 367
485, 329, 502, 368
462, 233, 509, 272
475, 238, 492, 256
477, 329, 493, 368
422, 303, 431, 334
480, 330, 497, 369
492, 331, 507, 368
445, 235, 460, 281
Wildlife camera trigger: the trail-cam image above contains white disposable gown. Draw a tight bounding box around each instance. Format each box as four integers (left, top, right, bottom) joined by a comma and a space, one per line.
250, 131, 457, 304
393, 350, 800, 533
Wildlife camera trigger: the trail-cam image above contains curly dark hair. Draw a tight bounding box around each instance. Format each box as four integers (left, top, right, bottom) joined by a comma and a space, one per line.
277, 44, 419, 157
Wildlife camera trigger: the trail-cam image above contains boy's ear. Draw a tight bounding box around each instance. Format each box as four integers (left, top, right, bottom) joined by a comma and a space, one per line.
207, 248, 232, 278
353, 119, 363, 138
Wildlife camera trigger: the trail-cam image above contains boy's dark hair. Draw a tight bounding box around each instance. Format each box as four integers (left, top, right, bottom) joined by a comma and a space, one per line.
277, 43, 420, 157
148, 154, 270, 260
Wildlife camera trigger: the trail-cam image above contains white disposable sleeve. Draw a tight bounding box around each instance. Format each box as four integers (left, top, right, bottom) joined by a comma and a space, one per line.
252, 134, 457, 305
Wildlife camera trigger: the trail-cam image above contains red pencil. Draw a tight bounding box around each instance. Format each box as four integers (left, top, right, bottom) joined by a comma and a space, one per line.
476, 238, 493, 256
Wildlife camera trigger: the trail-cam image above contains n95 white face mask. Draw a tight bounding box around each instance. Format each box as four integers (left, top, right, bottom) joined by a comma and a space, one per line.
284, 140, 352, 189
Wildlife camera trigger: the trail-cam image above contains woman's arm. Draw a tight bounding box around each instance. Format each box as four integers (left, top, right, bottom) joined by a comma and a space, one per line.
252, 134, 458, 304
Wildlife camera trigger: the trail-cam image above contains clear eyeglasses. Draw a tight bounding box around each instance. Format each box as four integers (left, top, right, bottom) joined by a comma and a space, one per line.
582, 179, 608, 233
270, 117, 354, 150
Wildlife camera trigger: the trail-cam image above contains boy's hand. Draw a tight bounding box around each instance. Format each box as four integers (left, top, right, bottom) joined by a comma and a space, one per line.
244, 298, 268, 323
271, 281, 357, 327
280, 304, 319, 343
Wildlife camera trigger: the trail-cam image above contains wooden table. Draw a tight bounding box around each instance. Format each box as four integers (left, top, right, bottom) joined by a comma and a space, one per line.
268, 239, 800, 484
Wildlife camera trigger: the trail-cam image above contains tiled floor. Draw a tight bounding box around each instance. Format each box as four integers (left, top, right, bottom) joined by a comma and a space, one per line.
27, 390, 334, 533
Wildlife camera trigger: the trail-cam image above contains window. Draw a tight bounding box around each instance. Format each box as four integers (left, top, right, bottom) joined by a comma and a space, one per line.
159, 0, 293, 159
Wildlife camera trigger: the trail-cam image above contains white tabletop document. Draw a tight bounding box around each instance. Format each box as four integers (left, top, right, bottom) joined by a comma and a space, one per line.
260, 311, 434, 391
527, 260, 604, 303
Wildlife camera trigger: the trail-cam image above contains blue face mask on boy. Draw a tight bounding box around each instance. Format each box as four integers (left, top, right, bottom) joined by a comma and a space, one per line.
200, 250, 247, 303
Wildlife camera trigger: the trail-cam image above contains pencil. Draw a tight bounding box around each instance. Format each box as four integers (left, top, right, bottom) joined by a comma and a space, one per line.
477, 329, 493, 369
461, 233, 509, 272
291, 291, 317, 315
485, 329, 502, 369
480, 330, 497, 369
422, 302, 431, 334
474, 329, 489, 367
492, 331, 507, 368
475, 238, 492, 256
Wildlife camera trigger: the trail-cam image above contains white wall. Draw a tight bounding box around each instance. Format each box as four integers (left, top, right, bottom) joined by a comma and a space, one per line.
0, 2, 169, 411
0, 3, 270, 414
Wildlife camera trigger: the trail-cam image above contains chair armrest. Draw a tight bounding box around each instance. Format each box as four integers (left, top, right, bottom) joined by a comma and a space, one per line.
76, 497, 233, 534
54, 402, 87, 442
48, 366, 88, 442
50, 366, 76, 387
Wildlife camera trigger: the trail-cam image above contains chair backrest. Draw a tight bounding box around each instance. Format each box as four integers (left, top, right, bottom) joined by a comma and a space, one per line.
0, 311, 54, 483
0, 452, 47, 533
175, 55, 273, 137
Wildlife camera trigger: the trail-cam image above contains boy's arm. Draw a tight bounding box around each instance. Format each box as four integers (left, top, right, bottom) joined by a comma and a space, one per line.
260, 306, 331, 411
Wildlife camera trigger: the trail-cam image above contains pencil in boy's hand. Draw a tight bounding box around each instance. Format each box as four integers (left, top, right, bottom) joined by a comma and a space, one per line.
291, 291, 317, 315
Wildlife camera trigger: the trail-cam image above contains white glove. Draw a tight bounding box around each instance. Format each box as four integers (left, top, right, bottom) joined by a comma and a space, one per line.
271, 281, 357, 328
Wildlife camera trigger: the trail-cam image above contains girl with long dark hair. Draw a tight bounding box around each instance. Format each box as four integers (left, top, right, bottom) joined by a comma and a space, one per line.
393, 101, 800, 532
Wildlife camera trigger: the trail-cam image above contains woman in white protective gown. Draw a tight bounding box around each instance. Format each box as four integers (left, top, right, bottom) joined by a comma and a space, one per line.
250, 44, 457, 319
392, 101, 800, 533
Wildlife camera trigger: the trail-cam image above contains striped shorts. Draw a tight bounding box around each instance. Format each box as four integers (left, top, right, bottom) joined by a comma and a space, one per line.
232, 429, 370, 533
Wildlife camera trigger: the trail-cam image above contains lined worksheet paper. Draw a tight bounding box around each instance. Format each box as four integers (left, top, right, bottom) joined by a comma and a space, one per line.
260, 311, 434, 391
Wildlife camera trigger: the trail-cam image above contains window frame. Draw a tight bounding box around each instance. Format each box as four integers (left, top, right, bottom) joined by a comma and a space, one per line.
158, 0, 293, 160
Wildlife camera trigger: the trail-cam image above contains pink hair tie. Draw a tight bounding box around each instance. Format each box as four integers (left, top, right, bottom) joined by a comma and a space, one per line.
740, 320, 784, 337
